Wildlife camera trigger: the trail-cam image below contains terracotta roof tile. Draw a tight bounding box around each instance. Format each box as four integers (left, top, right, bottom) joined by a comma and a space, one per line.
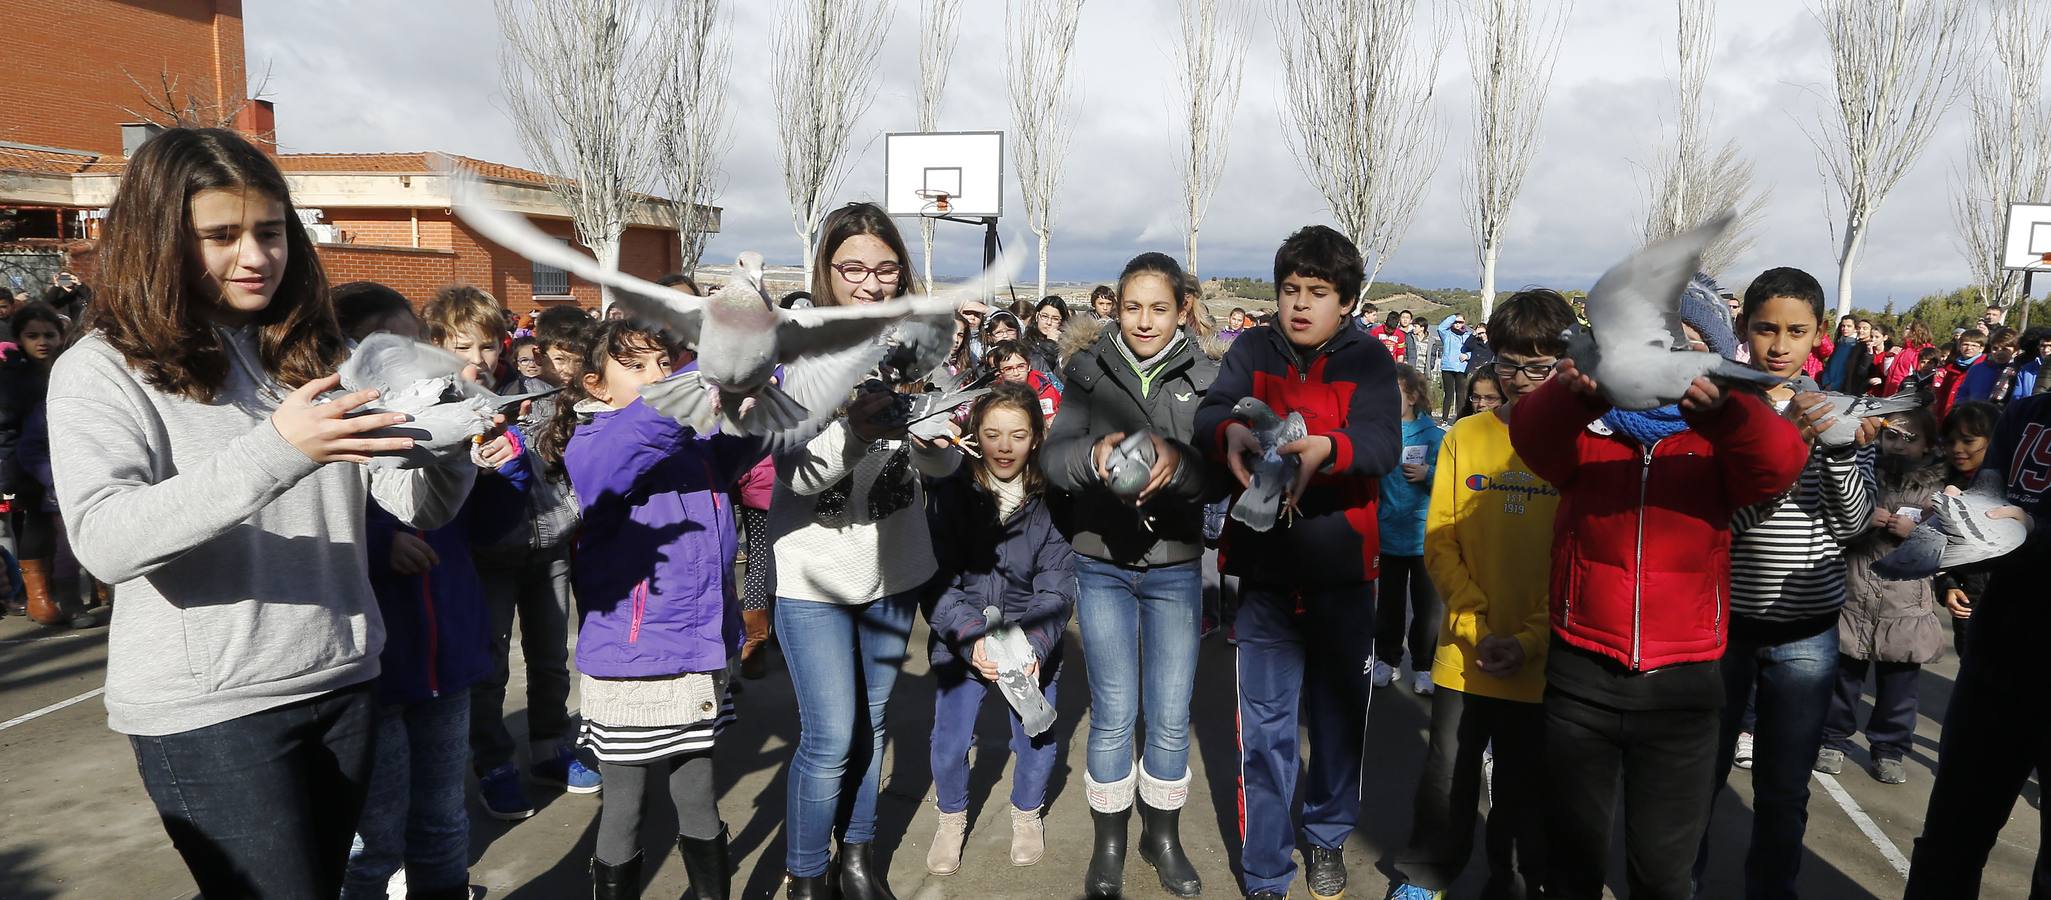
274, 152, 553, 186
0, 146, 102, 176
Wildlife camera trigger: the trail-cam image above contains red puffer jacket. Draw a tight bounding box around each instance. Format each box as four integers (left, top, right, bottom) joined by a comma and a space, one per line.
1509, 379, 1807, 671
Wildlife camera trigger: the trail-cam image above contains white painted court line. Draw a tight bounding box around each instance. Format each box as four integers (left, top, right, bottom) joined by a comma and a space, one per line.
0, 631, 97, 645
0, 686, 104, 734
1816, 771, 1912, 877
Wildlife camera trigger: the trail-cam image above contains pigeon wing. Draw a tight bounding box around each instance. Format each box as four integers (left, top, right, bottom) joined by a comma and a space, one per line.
340, 334, 468, 395
1871, 522, 1947, 581
773, 294, 965, 362
1585, 211, 1735, 357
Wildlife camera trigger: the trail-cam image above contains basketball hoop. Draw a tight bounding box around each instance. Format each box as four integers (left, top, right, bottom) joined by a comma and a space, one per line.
915, 188, 953, 216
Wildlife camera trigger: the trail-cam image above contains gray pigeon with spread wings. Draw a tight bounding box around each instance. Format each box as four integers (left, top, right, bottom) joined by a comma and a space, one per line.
1872, 480, 2030, 580
448, 167, 1016, 438
335, 334, 555, 469
1568, 212, 1784, 410
1228, 397, 1308, 532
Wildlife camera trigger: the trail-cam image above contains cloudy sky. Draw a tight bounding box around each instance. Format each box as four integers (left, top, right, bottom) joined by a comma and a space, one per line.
246, 0, 2007, 310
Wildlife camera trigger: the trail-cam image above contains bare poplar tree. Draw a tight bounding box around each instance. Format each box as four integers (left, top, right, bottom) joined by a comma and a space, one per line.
496, 0, 672, 312
1640, 0, 1764, 279
656, 0, 732, 279
1008, 0, 1089, 301
1952, 0, 2051, 314
917, 0, 967, 289
1462, 0, 1566, 316
1807, 0, 1975, 318
1279, 0, 1448, 294
772, 0, 893, 281
1174, 0, 1248, 281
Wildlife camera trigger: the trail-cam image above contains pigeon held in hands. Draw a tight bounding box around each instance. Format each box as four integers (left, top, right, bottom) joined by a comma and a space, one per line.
980, 606, 1057, 737
1228, 396, 1308, 532
448, 165, 1018, 441
1871, 482, 2030, 580
1104, 431, 1158, 500
332, 333, 555, 469
1566, 211, 1784, 410
1785, 377, 1931, 449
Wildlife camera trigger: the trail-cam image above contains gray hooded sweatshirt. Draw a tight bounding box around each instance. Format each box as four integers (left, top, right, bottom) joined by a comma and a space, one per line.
47, 328, 475, 736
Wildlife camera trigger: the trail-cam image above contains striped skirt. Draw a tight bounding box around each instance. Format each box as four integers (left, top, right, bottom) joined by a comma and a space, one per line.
576, 671, 735, 764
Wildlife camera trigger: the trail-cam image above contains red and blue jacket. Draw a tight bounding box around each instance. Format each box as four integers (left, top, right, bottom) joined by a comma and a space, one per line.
1194, 320, 1403, 588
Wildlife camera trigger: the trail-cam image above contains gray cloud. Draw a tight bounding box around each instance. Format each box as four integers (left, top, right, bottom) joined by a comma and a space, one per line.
246, 0, 1999, 308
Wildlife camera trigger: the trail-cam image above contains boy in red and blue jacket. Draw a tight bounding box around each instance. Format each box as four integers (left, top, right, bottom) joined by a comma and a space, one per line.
1193, 225, 1402, 900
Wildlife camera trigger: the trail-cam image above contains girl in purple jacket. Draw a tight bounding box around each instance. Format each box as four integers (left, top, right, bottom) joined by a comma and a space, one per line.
534, 321, 766, 900
922, 384, 1077, 876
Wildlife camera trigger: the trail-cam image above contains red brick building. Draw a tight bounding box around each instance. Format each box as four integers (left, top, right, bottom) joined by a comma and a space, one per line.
0, 0, 711, 314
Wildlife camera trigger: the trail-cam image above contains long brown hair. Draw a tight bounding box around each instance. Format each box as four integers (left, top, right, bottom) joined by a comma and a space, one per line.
533, 320, 668, 476
967, 382, 1046, 498
93, 128, 342, 402
808, 202, 920, 305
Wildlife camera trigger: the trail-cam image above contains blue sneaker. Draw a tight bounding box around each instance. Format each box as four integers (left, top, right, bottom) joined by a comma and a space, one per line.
1384, 883, 1445, 900
477, 763, 535, 820
532, 745, 603, 794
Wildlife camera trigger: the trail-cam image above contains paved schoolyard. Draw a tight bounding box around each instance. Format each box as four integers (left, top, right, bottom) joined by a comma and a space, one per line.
0, 610, 2038, 898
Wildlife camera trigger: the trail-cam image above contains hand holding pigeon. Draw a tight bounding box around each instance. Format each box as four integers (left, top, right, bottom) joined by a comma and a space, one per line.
332, 334, 556, 469
1872, 481, 2033, 580
1225, 397, 1309, 531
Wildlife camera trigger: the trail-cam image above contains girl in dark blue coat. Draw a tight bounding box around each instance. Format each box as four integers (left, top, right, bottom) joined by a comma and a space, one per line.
922, 384, 1077, 876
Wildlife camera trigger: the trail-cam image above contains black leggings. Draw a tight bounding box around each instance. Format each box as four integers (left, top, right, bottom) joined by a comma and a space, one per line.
1440, 371, 1468, 420
1376, 554, 1440, 669
595, 752, 719, 865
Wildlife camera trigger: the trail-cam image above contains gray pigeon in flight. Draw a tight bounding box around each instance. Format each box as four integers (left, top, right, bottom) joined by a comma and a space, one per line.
334, 333, 555, 469
1228, 396, 1308, 532
1103, 430, 1158, 500
1567, 212, 1785, 410
447, 167, 1018, 438
1872, 479, 2030, 580
979, 606, 1058, 737
1784, 377, 1932, 449
895, 370, 990, 442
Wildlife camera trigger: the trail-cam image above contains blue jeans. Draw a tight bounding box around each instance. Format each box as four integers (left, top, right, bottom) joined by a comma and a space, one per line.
1236, 582, 1374, 895
930, 660, 1062, 814
1073, 555, 1202, 783
777, 592, 916, 877
130, 683, 376, 899
341, 689, 472, 899
1698, 623, 1839, 900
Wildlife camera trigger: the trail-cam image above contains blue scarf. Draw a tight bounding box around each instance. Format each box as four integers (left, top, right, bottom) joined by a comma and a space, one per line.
1602, 404, 1689, 448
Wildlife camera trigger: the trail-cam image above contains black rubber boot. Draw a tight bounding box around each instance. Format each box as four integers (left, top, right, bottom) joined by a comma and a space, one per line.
591, 852, 643, 900
784, 874, 831, 900
678, 825, 732, 900
835, 841, 897, 900
1137, 802, 1202, 897
1085, 807, 1132, 898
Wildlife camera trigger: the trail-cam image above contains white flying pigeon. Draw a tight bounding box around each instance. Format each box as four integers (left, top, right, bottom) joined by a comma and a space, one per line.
1872, 480, 2031, 581
1567, 212, 1784, 410
1228, 396, 1307, 532
1785, 378, 1932, 449
895, 370, 990, 443
979, 606, 1057, 737
1103, 430, 1158, 500
448, 167, 1017, 438
334, 333, 554, 469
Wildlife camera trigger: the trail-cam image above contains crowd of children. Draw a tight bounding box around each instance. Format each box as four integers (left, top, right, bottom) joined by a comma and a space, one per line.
25, 125, 2051, 900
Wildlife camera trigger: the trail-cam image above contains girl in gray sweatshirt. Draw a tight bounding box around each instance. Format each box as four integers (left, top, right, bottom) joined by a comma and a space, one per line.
45, 128, 475, 898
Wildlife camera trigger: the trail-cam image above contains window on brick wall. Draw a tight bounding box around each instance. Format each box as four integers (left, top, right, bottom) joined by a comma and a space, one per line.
533, 238, 570, 296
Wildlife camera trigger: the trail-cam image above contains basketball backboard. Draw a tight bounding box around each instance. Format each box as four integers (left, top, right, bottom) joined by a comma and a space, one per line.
2001, 202, 2051, 271
884, 131, 1004, 219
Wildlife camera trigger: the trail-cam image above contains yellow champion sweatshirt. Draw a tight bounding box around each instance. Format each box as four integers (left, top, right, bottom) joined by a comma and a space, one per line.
1424, 409, 1561, 703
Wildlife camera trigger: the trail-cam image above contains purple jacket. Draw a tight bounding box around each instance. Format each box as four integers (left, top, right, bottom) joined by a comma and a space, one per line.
563, 386, 766, 679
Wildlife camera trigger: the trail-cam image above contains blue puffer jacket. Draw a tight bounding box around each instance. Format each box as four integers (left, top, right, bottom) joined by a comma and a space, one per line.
1437, 316, 1472, 373
365, 431, 532, 706
926, 471, 1076, 679
1376, 415, 1444, 557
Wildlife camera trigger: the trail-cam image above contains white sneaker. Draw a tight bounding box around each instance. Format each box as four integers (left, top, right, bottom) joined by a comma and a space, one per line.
1412, 672, 1435, 695
1370, 659, 1397, 688
1734, 731, 1755, 770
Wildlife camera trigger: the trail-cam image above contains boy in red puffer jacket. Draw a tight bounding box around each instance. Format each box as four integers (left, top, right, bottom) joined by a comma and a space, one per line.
1509, 320, 1806, 900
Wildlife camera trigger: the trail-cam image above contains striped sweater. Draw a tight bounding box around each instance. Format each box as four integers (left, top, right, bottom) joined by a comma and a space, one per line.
1729, 442, 1878, 622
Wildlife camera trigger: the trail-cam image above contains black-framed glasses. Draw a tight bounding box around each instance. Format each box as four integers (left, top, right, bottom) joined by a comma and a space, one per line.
1493, 360, 1559, 380
831, 261, 904, 285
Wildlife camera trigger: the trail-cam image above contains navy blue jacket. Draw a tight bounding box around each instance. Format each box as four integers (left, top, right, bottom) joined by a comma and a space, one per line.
926, 472, 1077, 678
365, 431, 532, 705
1192, 320, 1402, 588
